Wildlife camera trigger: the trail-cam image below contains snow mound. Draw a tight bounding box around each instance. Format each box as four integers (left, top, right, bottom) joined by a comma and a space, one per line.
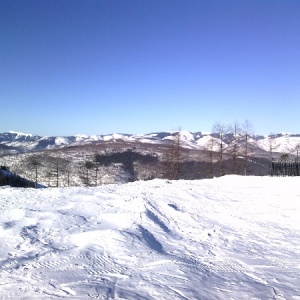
196, 135, 223, 150
54, 137, 69, 146
179, 130, 195, 142
0, 176, 299, 299
103, 133, 127, 141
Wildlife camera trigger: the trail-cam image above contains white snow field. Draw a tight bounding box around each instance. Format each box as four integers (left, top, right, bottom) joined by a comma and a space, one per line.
0, 176, 300, 299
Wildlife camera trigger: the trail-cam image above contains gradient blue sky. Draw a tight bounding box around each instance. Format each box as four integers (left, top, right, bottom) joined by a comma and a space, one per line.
1, 1, 300, 136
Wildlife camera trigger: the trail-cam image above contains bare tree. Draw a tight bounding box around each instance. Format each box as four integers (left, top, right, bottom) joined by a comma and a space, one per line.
85, 160, 94, 186
294, 143, 300, 162
46, 156, 71, 187
165, 131, 182, 180
95, 165, 100, 186
242, 120, 254, 175
27, 156, 42, 188
173, 131, 182, 179
64, 161, 72, 187
93, 159, 104, 186
280, 153, 289, 162
205, 135, 216, 178
229, 121, 241, 174
268, 133, 279, 161
212, 122, 229, 176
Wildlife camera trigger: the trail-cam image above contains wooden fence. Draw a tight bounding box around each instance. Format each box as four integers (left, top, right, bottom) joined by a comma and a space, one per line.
271, 160, 300, 177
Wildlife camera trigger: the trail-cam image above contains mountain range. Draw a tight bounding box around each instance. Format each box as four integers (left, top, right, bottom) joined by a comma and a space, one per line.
1, 130, 300, 157
1, 130, 300, 186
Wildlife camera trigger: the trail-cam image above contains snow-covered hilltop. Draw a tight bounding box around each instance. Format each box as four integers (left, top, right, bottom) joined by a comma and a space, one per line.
0, 176, 299, 299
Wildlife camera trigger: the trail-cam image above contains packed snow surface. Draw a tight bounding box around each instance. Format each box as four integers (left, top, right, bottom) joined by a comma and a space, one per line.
0, 176, 300, 299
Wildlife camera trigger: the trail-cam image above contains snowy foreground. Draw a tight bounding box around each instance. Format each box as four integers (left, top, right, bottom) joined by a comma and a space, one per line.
0, 176, 300, 299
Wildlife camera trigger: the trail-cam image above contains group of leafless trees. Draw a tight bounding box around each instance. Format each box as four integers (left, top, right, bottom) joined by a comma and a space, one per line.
210, 120, 254, 177
1, 149, 160, 188
25, 155, 73, 187
165, 121, 300, 181
165, 120, 266, 180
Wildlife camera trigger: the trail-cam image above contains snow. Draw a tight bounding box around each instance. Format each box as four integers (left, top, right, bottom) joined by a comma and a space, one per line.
143, 134, 158, 138
137, 139, 159, 144
103, 134, 127, 141
7, 131, 34, 137
75, 134, 89, 142
89, 135, 102, 141
162, 131, 195, 145
162, 135, 174, 142
258, 135, 300, 154
179, 130, 195, 142
196, 135, 223, 151
2, 131, 300, 155
55, 137, 69, 146
0, 176, 300, 299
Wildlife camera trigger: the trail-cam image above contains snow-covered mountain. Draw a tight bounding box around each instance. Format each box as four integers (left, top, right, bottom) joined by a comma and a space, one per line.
1, 130, 300, 156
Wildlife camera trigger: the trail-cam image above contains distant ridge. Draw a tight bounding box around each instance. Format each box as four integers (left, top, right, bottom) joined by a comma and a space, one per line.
0, 131, 300, 156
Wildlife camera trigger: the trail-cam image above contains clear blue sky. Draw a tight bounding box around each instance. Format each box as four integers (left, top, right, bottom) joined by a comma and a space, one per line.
1, 1, 300, 136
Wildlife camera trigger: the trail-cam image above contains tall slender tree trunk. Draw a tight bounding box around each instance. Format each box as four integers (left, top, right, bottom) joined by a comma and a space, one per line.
244, 134, 248, 175
56, 164, 59, 187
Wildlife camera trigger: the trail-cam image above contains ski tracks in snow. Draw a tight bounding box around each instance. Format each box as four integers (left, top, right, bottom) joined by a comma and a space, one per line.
0, 177, 300, 299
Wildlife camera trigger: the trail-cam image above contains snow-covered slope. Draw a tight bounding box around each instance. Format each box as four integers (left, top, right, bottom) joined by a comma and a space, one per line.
257, 134, 300, 154
0, 176, 299, 299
